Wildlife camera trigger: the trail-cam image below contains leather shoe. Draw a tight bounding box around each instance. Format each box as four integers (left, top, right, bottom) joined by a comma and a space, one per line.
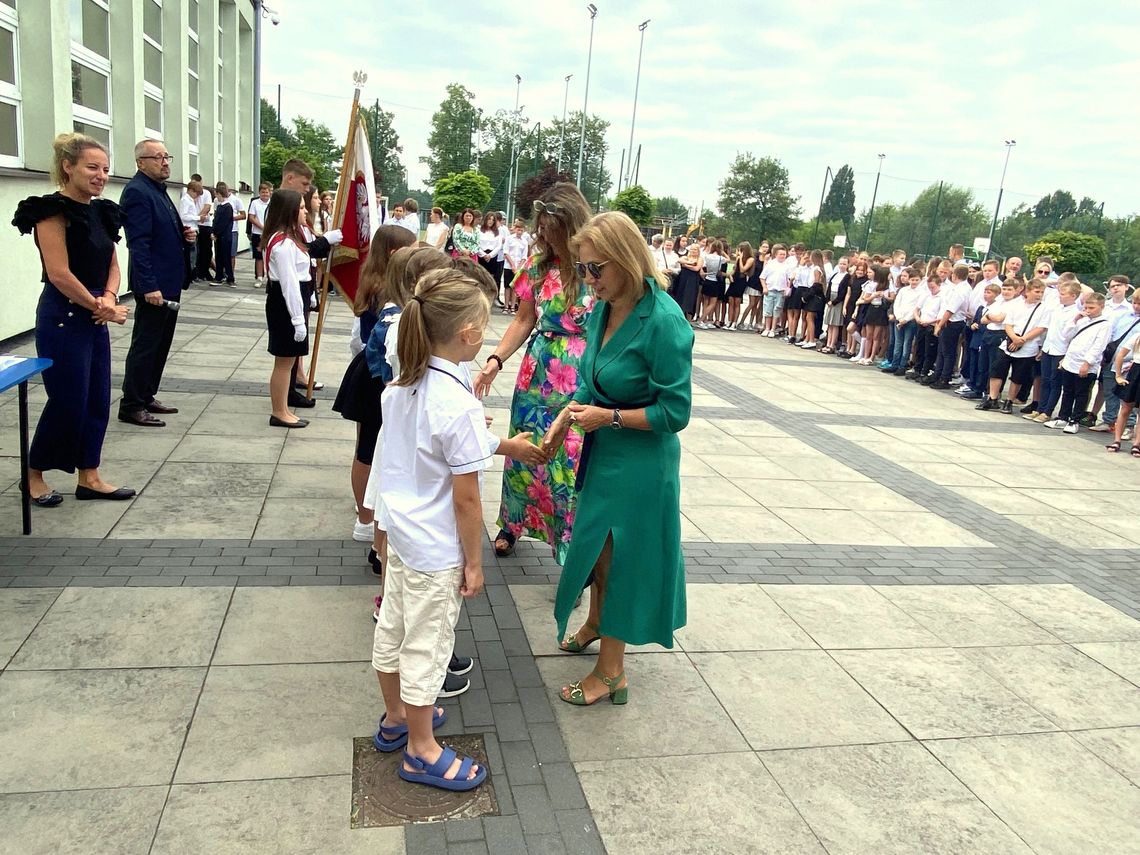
75, 485, 136, 501
269, 415, 309, 429
118, 410, 166, 427
32, 490, 63, 507
288, 391, 316, 409
145, 399, 179, 415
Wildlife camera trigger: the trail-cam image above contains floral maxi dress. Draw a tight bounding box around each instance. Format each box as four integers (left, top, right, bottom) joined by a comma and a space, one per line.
498, 257, 594, 564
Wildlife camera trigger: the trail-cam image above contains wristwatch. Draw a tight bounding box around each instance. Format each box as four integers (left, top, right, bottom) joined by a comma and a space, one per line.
611, 409, 624, 430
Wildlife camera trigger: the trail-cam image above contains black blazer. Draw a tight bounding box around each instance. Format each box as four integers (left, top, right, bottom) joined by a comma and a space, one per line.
828, 271, 851, 307
120, 171, 185, 301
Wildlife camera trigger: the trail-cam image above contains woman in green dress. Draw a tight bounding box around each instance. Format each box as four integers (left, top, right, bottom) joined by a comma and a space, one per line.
542, 211, 694, 706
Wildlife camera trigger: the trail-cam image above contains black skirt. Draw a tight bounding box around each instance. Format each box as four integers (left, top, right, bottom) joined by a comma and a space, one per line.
1115, 363, 1140, 405
265, 279, 311, 357
726, 274, 748, 299
701, 278, 725, 299
863, 301, 890, 326
333, 349, 384, 423
803, 290, 826, 314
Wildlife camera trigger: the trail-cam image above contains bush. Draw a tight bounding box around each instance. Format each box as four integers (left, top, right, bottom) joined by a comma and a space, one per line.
433, 171, 494, 218
1024, 231, 1107, 279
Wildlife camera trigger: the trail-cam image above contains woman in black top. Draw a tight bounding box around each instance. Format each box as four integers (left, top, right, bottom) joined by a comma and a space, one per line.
12, 133, 134, 505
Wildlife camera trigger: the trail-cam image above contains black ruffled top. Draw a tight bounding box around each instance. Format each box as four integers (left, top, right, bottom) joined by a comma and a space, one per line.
12, 193, 121, 294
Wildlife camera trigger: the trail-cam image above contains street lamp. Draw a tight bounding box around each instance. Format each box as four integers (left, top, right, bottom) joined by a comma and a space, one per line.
622, 19, 650, 193
862, 153, 886, 250
251, 1, 280, 189
557, 74, 572, 173
506, 74, 522, 223
985, 140, 1016, 260
576, 4, 597, 188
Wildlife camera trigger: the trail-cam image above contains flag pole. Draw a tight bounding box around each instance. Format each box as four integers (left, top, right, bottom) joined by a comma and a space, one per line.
307, 70, 367, 400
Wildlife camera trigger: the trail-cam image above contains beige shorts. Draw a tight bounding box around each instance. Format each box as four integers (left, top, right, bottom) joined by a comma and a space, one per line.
371, 548, 463, 707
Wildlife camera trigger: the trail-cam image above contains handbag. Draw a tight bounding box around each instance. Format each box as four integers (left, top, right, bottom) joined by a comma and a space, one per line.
1103, 318, 1140, 367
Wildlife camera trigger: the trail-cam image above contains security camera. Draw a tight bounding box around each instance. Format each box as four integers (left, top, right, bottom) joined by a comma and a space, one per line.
270, 13, 280, 25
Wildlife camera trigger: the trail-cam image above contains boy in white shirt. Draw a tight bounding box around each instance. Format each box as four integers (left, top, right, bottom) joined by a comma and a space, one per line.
248, 182, 272, 286
1028, 281, 1082, 424
883, 267, 921, 374
1089, 275, 1139, 432
978, 279, 1048, 413
759, 244, 790, 337
501, 220, 529, 314
909, 278, 942, 381
1046, 293, 1111, 433
929, 264, 972, 388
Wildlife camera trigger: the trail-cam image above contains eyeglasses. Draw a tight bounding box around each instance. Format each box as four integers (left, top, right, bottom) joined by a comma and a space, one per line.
574, 260, 610, 279
139, 154, 174, 163
533, 200, 566, 216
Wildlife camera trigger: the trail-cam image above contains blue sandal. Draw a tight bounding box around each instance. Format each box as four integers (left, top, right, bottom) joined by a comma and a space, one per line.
373, 707, 447, 752
398, 745, 487, 791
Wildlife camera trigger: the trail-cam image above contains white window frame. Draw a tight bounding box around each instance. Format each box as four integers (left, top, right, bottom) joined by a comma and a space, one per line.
70, 54, 112, 143
187, 14, 198, 166
141, 0, 162, 138
0, 5, 22, 167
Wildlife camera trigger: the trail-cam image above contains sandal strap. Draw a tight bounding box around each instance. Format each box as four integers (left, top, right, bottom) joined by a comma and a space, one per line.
423, 745, 458, 778
590, 669, 625, 689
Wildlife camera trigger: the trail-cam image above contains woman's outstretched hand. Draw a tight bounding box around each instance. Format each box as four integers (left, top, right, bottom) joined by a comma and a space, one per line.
565, 402, 609, 433
540, 408, 573, 456
474, 361, 499, 399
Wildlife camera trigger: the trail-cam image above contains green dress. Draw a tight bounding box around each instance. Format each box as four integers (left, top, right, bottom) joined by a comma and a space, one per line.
554, 282, 694, 648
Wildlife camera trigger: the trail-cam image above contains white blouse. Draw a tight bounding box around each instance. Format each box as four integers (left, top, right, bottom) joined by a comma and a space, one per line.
267, 236, 311, 323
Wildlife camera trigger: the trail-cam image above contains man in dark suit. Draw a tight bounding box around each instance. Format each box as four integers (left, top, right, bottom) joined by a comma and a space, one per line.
118, 139, 193, 427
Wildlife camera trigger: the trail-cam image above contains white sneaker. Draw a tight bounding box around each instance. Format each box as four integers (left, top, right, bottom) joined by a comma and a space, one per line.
352, 519, 375, 542
727, 323, 737, 331
849, 355, 861, 362
1123, 428, 1134, 442
1062, 421, 1080, 434
1043, 419, 1066, 429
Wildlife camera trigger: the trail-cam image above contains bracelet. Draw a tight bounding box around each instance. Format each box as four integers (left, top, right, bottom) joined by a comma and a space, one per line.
486, 354, 504, 370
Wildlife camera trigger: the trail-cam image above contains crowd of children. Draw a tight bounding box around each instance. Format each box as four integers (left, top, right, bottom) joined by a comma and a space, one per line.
667, 238, 1140, 446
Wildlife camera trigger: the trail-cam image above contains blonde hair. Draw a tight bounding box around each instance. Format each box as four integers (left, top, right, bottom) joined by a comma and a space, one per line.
570, 211, 661, 298
395, 269, 491, 387
52, 132, 107, 188
1059, 280, 1082, 297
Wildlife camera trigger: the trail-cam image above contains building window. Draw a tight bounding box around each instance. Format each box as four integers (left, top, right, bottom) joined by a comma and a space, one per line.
141, 0, 162, 136
0, 4, 20, 166
188, 0, 198, 33
69, 0, 111, 157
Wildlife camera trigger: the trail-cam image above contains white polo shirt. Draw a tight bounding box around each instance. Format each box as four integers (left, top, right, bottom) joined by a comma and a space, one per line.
375, 356, 494, 572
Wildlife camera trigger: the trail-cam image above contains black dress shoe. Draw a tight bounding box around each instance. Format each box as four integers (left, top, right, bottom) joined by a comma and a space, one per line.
75, 485, 136, 501
975, 397, 997, 411
118, 410, 166, 427
269, 415, 309, 429
32, 491, 63, 507
145, 399, 179, 415
293, 380, 325, 391
1000, 400, 1014, 414
930, 379, 951, 389
288, 391, 316, 409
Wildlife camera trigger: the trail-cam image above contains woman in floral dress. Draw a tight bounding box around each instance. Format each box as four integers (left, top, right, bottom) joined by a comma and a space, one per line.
474, 183, 593, 562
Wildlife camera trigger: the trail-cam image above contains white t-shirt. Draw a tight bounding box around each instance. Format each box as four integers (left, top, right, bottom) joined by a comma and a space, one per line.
504, 235, 528, 269
1001, 300, 1049, 358
760, 258, 789, 292
373, 356, 494, 572
228, 194, 245, 234
197, 188, 214, 228
248, 198, 270, 235
425, 221, 448, 249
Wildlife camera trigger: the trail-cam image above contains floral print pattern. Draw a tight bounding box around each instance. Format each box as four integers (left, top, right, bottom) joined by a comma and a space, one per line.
498, 256, 595, 564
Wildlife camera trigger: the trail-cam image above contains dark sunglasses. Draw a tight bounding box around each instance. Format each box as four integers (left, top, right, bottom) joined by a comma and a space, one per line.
533, 200, 566, 216
574, 260, 610, 279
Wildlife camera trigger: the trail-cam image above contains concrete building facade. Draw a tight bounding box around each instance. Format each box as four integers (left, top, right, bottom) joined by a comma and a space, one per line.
0, 0, 256, 341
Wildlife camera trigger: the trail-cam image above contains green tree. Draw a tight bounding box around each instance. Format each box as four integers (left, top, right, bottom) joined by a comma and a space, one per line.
291, 117, 341, 191
360, 101, 408, 201
540, 111, 612, 212
433, 171, 493, 217
612, 185, 653, 225
513, 163, 573, 223
850, 183, 988, 255
259, 137, 291, 188
716, 153, 801, 243
820, 164, 855, 229
260, 98, 295, 148
1024, 230, 1108, 279
1033, 190, 1077, 227
422, 83, 480, 186
654, 195, 688, 222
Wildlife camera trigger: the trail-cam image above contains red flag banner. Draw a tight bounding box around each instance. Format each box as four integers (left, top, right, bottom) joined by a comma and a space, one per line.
329, 117, 377, 305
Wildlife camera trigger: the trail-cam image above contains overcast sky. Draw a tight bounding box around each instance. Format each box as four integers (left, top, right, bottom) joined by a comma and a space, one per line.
262, 0, 1140, 223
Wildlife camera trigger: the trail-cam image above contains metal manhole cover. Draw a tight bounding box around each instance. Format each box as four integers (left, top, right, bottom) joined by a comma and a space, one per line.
350, 734, 500, 828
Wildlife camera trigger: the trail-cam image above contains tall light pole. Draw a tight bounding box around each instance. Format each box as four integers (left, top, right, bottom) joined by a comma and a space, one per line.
576, 4, 597, 188
985, 140, 1016, 260
250, 1, 280, 188
622, 18, 650, 193
862, 153, 886, 250
506, 74, 521, 223
557, 74, 572, 173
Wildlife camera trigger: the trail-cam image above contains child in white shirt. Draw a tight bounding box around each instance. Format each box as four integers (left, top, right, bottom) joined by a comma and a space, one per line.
1031, 281, 1082, 424
1047, 292, 1111, 433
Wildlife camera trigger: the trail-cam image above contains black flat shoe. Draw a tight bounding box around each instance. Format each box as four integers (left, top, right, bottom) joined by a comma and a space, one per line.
288, 392, 316, 409
75, 485, 136, 501
118, 410, 166, 427
269, 415, 309, 429
293, 381, 325, 391
32, 491, 63, 507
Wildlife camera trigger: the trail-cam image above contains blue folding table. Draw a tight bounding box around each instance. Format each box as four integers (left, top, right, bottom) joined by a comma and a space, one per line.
0, 357, 52, 534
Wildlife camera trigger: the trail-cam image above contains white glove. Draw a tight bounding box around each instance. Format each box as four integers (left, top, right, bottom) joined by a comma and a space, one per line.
291, 316, 307, 342
324, 229, 343, 246
310, 291, 318, 309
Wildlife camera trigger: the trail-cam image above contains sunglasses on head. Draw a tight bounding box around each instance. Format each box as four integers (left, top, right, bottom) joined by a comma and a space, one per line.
574, 260, 610, 279
533, 200, 566, 216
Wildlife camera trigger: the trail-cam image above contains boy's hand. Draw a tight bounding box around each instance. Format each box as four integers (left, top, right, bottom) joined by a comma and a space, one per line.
1079, 362, 1090, 378
1116, 373, 1128, 386
508, 432, 547, 466
460, 563, 484, 598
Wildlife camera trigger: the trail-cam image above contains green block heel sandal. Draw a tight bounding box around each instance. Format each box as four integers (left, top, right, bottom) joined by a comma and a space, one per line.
559, 623, 599, 654
561, 669, 628, 706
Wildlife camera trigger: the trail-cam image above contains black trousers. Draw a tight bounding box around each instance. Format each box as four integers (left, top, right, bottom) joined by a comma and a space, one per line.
214, 230, 234, 282
934, 320, 966, 381
194, 226, 213, 279
916, 326, 939, 374
1057, 368, 1095, 423
120, 299, 178, 413
182, 239, 195, 288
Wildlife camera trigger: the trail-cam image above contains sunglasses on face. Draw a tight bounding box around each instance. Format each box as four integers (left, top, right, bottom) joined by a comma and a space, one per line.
574, 260, 610, 279
1036, 269, 1050, 274
533, 200, 566, 216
